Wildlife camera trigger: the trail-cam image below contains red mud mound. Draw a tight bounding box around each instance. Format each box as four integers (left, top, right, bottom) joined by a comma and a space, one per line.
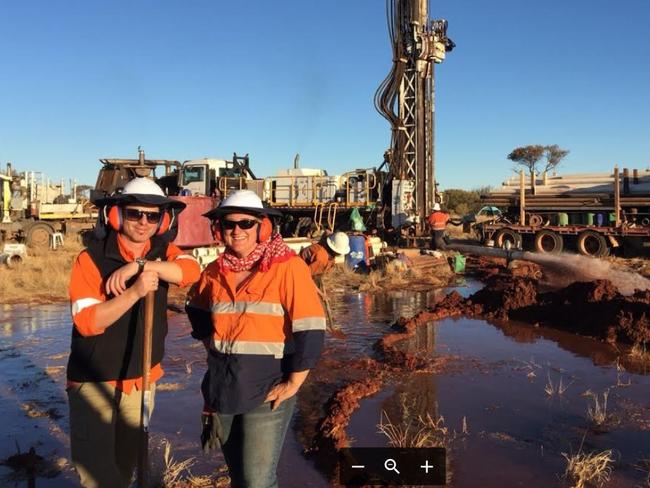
440, 276, 648, 345
469, 275, 539, 320
310, 269, 648, 478
375, 275, 649, 376
531, 281, 650, 344
313, 378, 384, 452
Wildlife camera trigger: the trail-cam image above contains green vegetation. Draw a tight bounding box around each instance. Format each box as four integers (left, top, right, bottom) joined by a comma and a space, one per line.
442, 187, 492, 215
507, 144, 570, 177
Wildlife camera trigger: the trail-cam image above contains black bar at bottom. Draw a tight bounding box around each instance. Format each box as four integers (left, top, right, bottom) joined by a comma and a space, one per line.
339, 447, 446, 486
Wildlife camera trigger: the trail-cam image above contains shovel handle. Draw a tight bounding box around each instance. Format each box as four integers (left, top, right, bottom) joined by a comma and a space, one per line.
138, 290, 155, 487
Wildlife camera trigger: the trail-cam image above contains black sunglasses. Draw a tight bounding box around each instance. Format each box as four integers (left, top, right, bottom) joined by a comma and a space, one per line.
221, 219, 259, 230
123, 208, 162, 224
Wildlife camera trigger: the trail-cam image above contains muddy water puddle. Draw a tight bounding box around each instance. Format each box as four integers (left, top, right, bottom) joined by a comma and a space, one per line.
347, 317, 650, 487
1, 278, 649, 487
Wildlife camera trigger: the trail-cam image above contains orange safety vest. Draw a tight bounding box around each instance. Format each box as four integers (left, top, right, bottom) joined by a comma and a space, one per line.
427, 211, 449, 231
189, 255, 325, 359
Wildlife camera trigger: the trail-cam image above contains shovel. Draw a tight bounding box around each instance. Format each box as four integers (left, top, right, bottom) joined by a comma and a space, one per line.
138, 291, 155, 487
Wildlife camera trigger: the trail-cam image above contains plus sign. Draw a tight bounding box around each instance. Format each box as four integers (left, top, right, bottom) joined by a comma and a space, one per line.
420, 460, 434, 474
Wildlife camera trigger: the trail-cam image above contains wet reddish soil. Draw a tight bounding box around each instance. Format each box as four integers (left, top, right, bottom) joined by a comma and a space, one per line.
1, 261, 649, 487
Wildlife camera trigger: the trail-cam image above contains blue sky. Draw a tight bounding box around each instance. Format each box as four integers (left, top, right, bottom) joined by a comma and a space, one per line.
1, 0, 648, 190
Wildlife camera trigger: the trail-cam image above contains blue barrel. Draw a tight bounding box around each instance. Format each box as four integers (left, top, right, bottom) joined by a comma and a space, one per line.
346, 235, 367, 269
596, 213, 605, 227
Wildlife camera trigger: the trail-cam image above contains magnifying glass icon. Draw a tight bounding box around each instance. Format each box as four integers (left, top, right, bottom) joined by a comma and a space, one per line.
384, 458, 400, 474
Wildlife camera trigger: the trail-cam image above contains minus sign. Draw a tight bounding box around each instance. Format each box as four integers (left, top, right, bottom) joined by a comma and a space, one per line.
351, 465, 365, 469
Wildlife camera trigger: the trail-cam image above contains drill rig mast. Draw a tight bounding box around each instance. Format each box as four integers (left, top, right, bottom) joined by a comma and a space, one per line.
375, 0, 454, 233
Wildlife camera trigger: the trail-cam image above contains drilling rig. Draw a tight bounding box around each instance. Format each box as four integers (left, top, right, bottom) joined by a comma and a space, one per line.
87, 1, 455, 248
375, 0, 454, 237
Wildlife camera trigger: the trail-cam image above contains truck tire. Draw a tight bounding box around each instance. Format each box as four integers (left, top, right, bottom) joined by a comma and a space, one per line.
577, 230, 609, 257
494, 228, 522, 249
534, 230, 563, 254
25, 222, 54, 248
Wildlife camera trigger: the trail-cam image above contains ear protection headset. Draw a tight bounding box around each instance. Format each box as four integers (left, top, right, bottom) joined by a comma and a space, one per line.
212, 216, 273, 244
104, 205, 174, 236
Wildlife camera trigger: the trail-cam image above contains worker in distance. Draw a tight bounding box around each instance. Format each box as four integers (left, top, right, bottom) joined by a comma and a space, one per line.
300, 231, 350, 280
66, 177, 201, 487
186, 190, 325, 487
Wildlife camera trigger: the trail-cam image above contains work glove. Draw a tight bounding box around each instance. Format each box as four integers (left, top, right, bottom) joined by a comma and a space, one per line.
200, 411, 220, 453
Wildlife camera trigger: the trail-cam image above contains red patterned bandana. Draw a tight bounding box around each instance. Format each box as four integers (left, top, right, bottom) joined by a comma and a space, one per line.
217, 233, 295, 273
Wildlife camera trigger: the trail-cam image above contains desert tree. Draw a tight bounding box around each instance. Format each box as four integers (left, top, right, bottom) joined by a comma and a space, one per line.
542, 144, 570, 175
507, 144, 569, 194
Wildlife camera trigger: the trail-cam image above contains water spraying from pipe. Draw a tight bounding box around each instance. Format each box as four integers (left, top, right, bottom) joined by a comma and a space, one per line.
448, 244, 650, 296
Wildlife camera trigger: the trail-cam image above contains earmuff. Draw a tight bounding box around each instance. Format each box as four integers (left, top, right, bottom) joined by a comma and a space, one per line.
157, 210, 173, 235
103, 205, 173, 236
258, 217, 272, 242
105, 206, 122, 232
212, 216, 273, 244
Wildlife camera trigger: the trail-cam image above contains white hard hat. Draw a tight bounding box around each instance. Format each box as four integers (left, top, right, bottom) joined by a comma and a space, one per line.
203, 190, 282, 219
95, 177, 185, 209
326, 232, 350, 255
122, 177, 166, 197
432, 203, 441, 211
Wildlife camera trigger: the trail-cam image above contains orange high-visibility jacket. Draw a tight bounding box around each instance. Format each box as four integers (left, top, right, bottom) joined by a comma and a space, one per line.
68, 233, 201, 392
186, 255, 325, 414
299, 243, 334, 277
427, 211, 450, 231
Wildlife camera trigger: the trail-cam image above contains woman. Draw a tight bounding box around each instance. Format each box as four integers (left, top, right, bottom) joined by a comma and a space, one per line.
186, 190, 325, 488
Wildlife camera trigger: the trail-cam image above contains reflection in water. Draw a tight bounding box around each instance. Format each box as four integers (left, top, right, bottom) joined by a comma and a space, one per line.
3, 277, 647, 487
349, 317, 650, 488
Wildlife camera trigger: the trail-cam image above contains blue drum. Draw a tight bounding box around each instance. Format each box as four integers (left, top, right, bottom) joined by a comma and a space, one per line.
346, 235, 367, 270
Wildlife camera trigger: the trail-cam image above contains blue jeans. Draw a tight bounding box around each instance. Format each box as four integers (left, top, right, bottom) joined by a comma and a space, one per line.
214, 396, 296, 488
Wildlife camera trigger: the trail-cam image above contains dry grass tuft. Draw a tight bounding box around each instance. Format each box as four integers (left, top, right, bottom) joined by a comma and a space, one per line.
0, 240, 83, 303
583, 389, 610, 426
377, 410, 451, 448
156, 440, 196, 487
629, 343, 650, 362
156, 383, 185, 392
562, 449, 614, 488
544, 371, 573, 396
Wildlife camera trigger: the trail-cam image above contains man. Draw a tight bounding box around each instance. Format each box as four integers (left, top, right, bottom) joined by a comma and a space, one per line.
67, 178, 200, 488
299, 231, 350, 279
427, 202, 450, 251
299, 232, 349, 333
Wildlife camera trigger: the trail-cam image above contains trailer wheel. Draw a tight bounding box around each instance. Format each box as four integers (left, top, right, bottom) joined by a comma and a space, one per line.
25, 222, 54, 248
534, 230, 563, 254
577, 230, 609, 257
494, 228, 522, 249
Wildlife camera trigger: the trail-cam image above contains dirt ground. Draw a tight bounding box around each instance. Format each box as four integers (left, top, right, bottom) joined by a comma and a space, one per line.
0, 243, 650, 484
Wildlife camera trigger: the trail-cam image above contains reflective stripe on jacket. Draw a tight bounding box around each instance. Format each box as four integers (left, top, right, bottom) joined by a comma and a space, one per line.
186, 255, 325, 414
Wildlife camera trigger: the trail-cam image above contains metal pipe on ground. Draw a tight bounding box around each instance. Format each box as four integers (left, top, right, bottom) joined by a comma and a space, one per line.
446, 243, 534, 262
